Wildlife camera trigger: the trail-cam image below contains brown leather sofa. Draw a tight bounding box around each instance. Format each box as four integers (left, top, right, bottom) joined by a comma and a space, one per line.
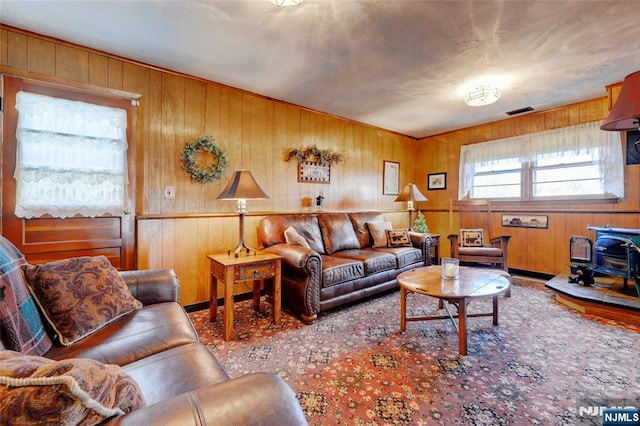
257, 212, 432, 324
0, 239, 307, 425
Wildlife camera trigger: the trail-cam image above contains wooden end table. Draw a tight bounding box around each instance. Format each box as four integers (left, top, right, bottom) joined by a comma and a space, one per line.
398, 265, 510, 355
208, 252, 282, 341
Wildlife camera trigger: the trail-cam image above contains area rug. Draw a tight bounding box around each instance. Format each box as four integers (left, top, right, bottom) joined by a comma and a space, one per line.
188, 279, 640, 425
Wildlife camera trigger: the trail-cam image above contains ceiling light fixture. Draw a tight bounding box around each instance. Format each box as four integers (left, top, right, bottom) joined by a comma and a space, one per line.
464, 86, 502, 107
269, 0, 303, 6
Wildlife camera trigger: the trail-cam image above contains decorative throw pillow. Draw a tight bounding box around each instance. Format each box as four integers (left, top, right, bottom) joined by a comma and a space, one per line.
460, 229, 484, 247
367, 222, 392, 248
23, 256, 142, 346
386, 229, 412, 248
0, 350, 145, 425
284, 226, 311, 248
0, 237, 53, 356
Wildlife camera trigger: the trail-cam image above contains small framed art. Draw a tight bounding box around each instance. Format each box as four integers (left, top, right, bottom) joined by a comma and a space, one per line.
428, 172, 446, 190
383, 161, 399, 195
298, 161, 331, 183
501, 214, 548, 229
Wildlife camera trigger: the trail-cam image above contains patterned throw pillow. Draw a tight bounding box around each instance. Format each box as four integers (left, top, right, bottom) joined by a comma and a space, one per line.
0, 350, 145, 425
386, 229, 412, 248
367, 222, 392, 248
460, 229, 484, 247
23, 256, 142, 346
284, 226, 311, 248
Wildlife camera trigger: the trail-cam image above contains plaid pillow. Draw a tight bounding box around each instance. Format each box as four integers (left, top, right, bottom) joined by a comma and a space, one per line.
0, 237, 52, 356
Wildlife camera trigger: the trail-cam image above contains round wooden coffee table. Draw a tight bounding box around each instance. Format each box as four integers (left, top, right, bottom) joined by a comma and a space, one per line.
397, 265, 510, 355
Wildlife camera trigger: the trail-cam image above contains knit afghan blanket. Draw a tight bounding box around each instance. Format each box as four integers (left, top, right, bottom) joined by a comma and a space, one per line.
0, 237, 52, 355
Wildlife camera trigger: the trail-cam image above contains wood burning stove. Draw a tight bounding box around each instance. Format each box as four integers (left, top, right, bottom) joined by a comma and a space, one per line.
573, 227, 640, 296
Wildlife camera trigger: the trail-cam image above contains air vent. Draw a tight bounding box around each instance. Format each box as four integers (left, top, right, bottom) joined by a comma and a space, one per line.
506, 106, 534, 116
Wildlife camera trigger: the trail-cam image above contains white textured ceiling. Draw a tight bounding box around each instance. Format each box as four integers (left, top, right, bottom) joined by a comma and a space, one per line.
2, 0, 640, 138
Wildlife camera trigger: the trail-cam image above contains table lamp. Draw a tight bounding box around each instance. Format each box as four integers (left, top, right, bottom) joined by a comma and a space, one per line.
394, 183, 427, 230
216, 170, 269, 257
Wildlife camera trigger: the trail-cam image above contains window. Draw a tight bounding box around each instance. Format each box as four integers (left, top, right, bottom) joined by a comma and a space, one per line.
14, 91, 128, 218
459, 121, 623, 201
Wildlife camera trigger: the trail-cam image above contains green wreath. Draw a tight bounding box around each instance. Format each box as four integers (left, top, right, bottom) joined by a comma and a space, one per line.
181, 136, 229, 183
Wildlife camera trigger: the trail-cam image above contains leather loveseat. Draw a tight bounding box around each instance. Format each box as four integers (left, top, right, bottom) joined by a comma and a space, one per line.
0, 236, 307, 425
257, 212, 432, 324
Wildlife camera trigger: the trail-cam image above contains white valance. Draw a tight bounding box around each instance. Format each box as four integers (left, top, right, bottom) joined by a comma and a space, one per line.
14, 91, 128, 219
459, 121, 624, 200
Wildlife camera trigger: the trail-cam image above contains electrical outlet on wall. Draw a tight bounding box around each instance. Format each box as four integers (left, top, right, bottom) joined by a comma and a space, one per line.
164, 186, 176, 199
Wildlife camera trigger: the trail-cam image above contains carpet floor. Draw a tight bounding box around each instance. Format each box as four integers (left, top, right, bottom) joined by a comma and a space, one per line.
188, 278, 640, 425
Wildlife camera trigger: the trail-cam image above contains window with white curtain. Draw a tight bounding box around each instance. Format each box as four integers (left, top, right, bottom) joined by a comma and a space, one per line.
14, 91, 128, 219
458, 121, 624, 201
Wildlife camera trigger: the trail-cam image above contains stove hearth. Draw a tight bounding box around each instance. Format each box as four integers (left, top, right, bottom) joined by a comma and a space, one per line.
571, 227, 640, 297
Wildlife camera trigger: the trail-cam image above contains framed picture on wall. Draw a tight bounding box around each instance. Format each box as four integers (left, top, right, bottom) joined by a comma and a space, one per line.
298, 161, 331, 183
383, 161, 399, 195
428, 172, 446, 190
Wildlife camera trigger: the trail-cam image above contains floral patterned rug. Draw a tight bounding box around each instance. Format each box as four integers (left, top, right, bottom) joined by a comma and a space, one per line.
188, 278, 640, 425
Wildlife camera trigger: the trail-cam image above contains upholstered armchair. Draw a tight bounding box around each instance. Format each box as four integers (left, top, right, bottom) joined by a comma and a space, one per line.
447, 229, 511, 273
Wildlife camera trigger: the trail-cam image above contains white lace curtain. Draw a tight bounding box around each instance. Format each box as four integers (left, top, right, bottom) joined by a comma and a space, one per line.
14, 91, 128, 219
458, 121, 624, 200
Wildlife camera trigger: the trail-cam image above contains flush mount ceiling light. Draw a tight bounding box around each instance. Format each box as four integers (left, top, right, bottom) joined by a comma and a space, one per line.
269, 0, 303, 6
464, 85, 502, 107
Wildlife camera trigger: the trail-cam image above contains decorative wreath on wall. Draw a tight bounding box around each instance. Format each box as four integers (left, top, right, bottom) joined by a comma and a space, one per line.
283, 144, 348, 165
181, 135, 229, 183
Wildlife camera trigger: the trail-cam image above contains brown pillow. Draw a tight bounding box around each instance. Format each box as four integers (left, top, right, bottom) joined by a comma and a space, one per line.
367, 222, 392, 248
23, 256, 142, 346
386, 229, 412, 248
0, 350, 145, 425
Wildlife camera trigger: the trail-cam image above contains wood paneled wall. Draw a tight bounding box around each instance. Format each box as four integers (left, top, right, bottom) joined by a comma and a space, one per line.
1, 26, 417, 305
417, 95, 640, 276
2, 25, 637, 305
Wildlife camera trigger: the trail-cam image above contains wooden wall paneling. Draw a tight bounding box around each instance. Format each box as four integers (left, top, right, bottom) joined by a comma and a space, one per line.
161, 73, 185, 214
88, 53, 109, 87
183, 78, 207, 213
161, 217, 177, 287
250, 95, 269, 212
107, 58, 123, 90
0, 29, 8, 65
136, 219, 163, 270
267, 102, 288, 209
145, 69, 163, 214
27, 37, 55, 75
327, 115, 341, 209
278, 104, 294, 211
226, 90, 243, 174
4, 27, 636, 298
622, 143, 640, 208
533, 215, 556, 274
174, 218, 199, 303
122, 62, 149, 219
264, 98, 275, 209
556, 212, 572, 273
6, 31, 27, 69
240, 93, 253, 169
340, 122, 354, 209
55, 44, 88, 82
506, 225, 527, 270
203, 83, 223, 213
353, 126, 367, 205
